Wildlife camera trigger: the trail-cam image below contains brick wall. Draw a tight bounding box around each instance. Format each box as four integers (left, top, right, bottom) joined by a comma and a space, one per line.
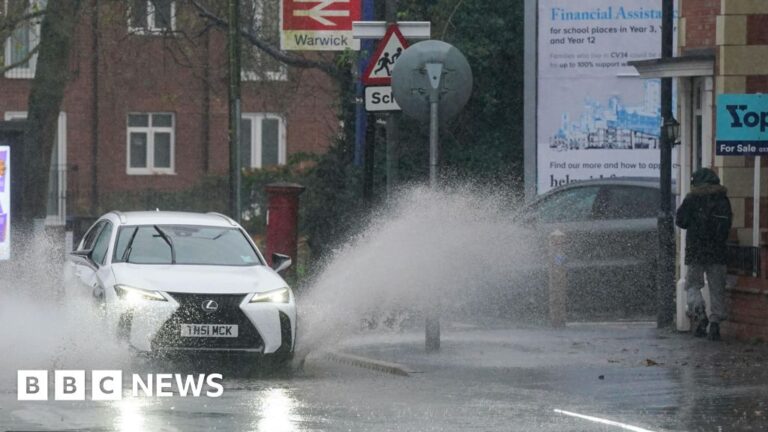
0, 2, 338, 216
709, 0, 768, 341
681, 0, 720, 51
723, 280, 768, 341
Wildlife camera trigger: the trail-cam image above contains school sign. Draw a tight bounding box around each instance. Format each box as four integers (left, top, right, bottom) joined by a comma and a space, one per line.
716, 94, 768, 156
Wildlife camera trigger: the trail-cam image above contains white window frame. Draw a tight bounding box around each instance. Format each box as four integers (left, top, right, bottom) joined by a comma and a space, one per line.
242, 113, 287, 168
128, 0, 176, 34
241, 0, 287, 82
3, 0, 44, 79
4, 111, 67, 225
126, 112, 176, 175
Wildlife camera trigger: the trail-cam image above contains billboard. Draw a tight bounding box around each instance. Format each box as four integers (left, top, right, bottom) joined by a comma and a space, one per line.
537, 0, 664, 194
0, 146, 9, 261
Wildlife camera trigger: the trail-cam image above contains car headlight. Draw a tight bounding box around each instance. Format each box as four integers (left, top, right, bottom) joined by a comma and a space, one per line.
114, 284, 167, 303
249, 287, 291, 304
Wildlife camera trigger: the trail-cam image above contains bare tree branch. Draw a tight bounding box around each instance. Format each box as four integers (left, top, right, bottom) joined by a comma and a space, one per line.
0, 44, 39, 74
188, 0, 342, 78
0, 9, 45, 34
0, 9, 46, 42
441, 0, 464, 40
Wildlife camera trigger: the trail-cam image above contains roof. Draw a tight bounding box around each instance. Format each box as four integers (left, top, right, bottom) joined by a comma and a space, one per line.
104, 211, 237, 227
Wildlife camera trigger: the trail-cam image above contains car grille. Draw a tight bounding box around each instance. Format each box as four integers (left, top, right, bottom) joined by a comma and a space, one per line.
151, 293, 264, 351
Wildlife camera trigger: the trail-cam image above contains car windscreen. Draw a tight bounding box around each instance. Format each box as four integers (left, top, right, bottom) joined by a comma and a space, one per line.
112, 225, 262, 266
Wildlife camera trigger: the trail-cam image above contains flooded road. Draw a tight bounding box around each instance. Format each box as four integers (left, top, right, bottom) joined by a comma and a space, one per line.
2, 321, 767, 432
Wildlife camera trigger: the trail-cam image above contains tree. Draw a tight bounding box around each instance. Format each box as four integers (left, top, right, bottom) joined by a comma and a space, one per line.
16, 0, 83, 222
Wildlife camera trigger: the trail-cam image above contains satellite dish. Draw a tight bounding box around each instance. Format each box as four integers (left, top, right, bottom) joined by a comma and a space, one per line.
391, 40, 473, 124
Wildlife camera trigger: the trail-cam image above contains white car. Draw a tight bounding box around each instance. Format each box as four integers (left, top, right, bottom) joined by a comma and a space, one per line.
68, 211, 296, 362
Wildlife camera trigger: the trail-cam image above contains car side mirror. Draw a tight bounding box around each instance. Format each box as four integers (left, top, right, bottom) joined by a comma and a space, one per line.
271, 253, 292, 273
70, 249, 93, 261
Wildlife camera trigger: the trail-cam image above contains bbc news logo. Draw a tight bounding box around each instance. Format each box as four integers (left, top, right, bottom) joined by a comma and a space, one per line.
18, 370, 224, 401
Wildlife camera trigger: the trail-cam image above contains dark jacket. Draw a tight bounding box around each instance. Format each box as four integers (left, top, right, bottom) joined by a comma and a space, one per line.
675, 168, 732, 265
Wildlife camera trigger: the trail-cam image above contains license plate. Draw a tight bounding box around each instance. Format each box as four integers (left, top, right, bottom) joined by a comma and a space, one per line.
180, 324, 238, 338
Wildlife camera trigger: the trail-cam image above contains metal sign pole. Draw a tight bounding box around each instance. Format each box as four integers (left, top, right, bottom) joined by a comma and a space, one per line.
425, 62, 443, 351
392, 42, 472, 353
429, 98, 438, 187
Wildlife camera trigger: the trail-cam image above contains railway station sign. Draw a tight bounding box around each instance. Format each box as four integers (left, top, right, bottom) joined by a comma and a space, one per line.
281, 0, 361, 51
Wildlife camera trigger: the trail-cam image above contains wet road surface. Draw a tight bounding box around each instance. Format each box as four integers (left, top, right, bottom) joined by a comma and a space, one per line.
2, 322, 767, 431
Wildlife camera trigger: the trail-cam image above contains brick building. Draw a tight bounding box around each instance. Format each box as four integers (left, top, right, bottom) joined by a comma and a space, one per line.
0, 1, 339, 225
633, 0, 768, 340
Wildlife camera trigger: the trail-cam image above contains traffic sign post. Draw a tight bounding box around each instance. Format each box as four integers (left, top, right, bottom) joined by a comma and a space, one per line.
280, 0, 361, 51
391, 40, 473, 352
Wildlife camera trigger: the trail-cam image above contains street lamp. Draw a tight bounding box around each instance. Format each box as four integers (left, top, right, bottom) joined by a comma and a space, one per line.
663, 117, 680, 146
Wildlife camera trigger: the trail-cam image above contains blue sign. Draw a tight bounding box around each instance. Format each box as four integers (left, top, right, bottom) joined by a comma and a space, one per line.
716, 94, 768, 155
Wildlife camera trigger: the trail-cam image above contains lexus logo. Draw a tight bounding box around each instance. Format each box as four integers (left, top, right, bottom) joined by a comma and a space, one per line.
201, 300, 219, 313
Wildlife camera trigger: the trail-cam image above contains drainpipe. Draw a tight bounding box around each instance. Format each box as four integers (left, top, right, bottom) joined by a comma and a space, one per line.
675, 80, 691, 331
90, 0, 99, 215
754, 158, 761, 250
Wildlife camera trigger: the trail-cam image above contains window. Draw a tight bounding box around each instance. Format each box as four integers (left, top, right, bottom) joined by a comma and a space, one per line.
533, 186, 600, 224
240, 114, 286, 168
129, 0, 175, 34
127, 113, 175, 175
90, 222, 113, 266
593, 186, 659, 220
241, 0, 287, 81
80, 221, 106, 252
4, 111, 67, 225
3, 0, 45, 79
113, 225, 261, 266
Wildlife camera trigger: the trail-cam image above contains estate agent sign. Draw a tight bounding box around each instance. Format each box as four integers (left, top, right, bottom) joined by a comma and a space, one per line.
716, 94, 768, 156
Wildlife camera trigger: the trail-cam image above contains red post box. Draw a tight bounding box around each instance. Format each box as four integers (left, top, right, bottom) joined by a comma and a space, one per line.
265, 182, 305, 273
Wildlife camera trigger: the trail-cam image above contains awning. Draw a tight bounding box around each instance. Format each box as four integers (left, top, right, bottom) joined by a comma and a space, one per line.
628, 53, 715, 78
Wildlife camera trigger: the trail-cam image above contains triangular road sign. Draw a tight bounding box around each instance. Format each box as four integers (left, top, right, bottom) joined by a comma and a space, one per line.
362, 24, 409, 86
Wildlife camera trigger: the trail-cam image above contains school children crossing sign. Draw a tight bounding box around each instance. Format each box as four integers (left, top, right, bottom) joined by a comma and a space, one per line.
281, 0, 361, 51
363, 24, 409, 85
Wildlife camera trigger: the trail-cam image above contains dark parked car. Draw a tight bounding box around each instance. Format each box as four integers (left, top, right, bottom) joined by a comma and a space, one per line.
511, 178, 664, 320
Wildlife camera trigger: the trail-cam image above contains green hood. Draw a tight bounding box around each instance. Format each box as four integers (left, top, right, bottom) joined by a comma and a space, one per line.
691, 168, 720, 187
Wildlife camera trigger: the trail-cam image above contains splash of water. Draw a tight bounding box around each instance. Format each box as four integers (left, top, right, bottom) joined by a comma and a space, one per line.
298, 185, 538, 356
0, 230, 131, 387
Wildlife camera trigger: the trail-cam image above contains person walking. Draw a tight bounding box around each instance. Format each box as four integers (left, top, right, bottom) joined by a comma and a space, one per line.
675, 167, 732, 341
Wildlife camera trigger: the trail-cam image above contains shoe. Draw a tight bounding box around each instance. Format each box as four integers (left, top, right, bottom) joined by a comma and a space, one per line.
693, 316, 709, 338
708, 322, 720, 341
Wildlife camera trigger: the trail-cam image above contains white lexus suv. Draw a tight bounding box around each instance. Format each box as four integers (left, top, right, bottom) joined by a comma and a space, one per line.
68, 211, 296, 362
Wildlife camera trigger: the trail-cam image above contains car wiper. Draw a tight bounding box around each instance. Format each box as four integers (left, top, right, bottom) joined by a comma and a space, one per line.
120, 227, 140, 263
153, 225, 176, 264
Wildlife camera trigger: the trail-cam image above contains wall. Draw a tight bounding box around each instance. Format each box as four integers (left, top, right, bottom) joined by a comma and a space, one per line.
0, 2, 339, 217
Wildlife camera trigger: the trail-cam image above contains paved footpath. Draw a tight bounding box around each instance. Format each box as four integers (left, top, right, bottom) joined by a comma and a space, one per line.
336, 320, 768, 432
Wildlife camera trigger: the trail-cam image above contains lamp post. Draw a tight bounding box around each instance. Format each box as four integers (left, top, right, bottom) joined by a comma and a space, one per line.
657, 0, 675, 328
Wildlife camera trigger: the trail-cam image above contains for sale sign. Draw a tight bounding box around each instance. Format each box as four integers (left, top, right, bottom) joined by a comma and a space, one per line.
281, 0, 361, 51
716, 94, 768, 155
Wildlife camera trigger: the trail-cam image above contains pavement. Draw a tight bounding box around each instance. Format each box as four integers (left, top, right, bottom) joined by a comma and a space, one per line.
332, 319, 768, 431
